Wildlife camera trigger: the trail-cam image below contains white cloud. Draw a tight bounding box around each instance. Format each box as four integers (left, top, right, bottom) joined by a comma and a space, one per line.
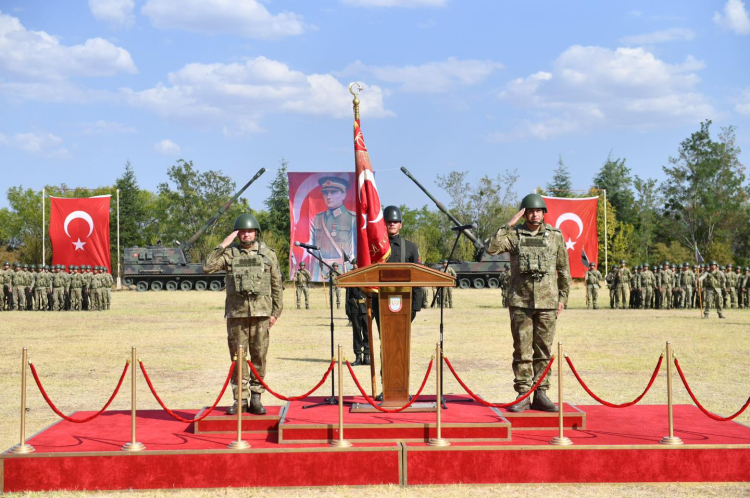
342, 0, 446, 7
0, 131, 71, 159
81, 120, 137, 134
619, 28, 695, 45
0, 11, 137, 81
122, 56, 393, 134
713, 0, 750, 35
89, 0, 135, 30
492, 45, 714, 141
154, 138, 180, 155
141, 0, 306, 39
735, 88, 750, 115
341, 57, 503, 93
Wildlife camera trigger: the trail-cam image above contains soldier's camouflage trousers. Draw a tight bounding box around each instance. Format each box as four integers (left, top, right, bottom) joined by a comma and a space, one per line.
683, 286, 693, 308
227, 316, 270, 400
586, 285, 598, 309
106, 289, 111, 310
443, 288, 453, 308
70, 289, 83, 311
509, 306, 556, 394
729, 288, 738, 309
2, 286, 10, 310
617, 284, 629, 309
35, 288, 48, 311
52, 288, 66, 311
329, 286, 341, 308
12, 286, 26, 310
296, 285, 309, 309
704, 289, 724, 317
641, 286, 654, 309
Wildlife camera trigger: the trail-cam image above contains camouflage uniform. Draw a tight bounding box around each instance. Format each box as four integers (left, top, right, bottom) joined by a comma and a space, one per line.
617, 265, 631, 310
487, 222, 571, 394
640, 267, 655, 309
34, 268, 50, 311
499, 269, 510, 308
294, 266, 311, 309
323, 265, 342, 309
584, 267, 602, 309
726, 265, 738, 309
203, 240, 283, 400
102, 270, 113, 310
69, 270, 85, 311
700, 268, 725, 318
1, 264, 11, 310
661, 265, 673, 309
741, 268, 750, 309
605, 267, 619, 309
681, 266, 695, 309
443, 266, 457, 308
11, 266, 28, 311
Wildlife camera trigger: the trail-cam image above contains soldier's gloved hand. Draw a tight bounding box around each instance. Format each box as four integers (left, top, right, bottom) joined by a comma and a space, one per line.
220, 231, 239, 249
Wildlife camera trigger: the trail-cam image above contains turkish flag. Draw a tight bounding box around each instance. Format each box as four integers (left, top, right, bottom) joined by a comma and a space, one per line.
541, 196, 598, 278
50, 196, 111, 269
354, 118, 390, 267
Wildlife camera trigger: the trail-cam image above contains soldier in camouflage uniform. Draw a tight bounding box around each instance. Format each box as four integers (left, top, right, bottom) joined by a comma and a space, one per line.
734, 265, 744, 309
584, 262, 602, 309
11, 263, 27, 311
204, 214, 283, 416
33, 265, 48, 311
294, 262, 311, 309
50, 265, 66, 311
741, 267, 750, 309
638, 264, 654, 309
726, 263, 738, 309
1, 262, 10, 310
442, 260, 456, 308
700, 261, 725, 319
616, 260, 631, 310
499, 263, 510, 308
69, 266, 84, 311
680, 263, 695, 309
323, 262, 342, 309
82, 265, 93, 310
103, 267, 113, 310
605, 265, 619, 309
632, 266, 642, 309
487, 194, 571, 413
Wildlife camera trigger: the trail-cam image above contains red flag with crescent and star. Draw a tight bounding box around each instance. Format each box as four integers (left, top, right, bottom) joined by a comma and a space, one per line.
354, 118, 390, 268
541, 196, 598, 278
50, 196, 111, 269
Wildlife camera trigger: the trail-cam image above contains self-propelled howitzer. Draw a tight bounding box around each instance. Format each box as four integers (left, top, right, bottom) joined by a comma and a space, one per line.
400, 166, 510, 289
122, 167, 266, 291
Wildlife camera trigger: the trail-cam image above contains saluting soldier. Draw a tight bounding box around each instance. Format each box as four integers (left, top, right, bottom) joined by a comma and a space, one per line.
584, 262, 602, 309
700, 261, 726, 319
486, 194, 571, 413
309, 176, 355, 282
204, 214, 283, 416
294, 262, 311, 309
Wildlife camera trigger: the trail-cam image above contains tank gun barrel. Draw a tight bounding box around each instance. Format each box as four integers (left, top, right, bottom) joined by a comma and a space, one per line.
400, 166, 485, 252
182, 167, 267, 250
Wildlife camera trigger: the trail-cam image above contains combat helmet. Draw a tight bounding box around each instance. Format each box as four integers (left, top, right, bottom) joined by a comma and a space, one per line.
519, 194, 547, 213
233, 214, 261, 232
504, 263, 510, 269
383, 206, 402, 223
299, 262, 306, 267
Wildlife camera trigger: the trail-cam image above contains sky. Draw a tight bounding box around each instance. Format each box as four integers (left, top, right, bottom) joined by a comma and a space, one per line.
1, 0, 749, 216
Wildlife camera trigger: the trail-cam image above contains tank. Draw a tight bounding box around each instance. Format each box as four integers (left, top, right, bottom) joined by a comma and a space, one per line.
122, 168, 266, 291
401, 167, 510, 289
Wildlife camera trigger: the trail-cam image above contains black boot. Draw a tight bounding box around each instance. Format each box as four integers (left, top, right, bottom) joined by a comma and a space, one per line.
352, 354, 364, 366
506, 392, 531, 413
374, 393, 383, 402
531, 390, 558, 412
363, 354, 371, 366
226, 399, 247, 415
249, 392, 266, 415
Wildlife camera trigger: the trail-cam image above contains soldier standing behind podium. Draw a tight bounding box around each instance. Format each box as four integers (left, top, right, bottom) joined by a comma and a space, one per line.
345, 259, 370, 366
486, 194, 571, 413
203, 214, 283, 415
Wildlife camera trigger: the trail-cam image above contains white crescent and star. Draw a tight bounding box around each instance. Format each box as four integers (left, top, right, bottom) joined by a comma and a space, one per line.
555, 212, 584, 252
63, 210, 95, 251
357, 170, 383, 230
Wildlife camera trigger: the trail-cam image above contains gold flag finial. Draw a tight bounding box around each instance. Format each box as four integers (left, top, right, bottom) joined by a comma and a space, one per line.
349, 82, 362, 120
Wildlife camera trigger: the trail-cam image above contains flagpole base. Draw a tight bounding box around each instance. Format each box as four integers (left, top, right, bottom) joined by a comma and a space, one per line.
330, 439, 352, 448
9, 443, 35, 454
549, 436, 574, 446
659, 436, 684, 445
227, 440, 251, 450
121, 442, 146, 452
427, 437, 451, 447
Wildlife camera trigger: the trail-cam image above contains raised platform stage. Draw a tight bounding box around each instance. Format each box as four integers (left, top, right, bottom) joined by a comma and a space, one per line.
3, 397, 749, 492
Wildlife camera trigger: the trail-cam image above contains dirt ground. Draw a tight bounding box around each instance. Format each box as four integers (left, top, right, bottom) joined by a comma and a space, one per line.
1, 282, 748, 497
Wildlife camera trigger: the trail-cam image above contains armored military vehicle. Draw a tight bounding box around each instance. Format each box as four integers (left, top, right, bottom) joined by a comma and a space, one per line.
122, 168, 266, 291
401, 167, 510, 289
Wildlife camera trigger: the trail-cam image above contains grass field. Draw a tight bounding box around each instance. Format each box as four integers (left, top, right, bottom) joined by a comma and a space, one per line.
1, 283, 749, 497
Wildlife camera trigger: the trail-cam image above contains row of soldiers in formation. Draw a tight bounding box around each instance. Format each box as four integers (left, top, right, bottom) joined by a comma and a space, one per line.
585, 260, 750, 312
0, 262, 114, 311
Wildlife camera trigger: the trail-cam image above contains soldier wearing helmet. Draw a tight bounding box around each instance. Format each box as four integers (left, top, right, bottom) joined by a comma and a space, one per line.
486, 193, 571, 413
323, 262, 342, 309
308, 176, 355, 281
699, 261, 725, 318
680, 262, 695, 309
584, 262, 602, 309
499, 263, 511, 308
293, 261, 311, 310
203, 213, 283, 416
1, 261, 11, 310
11, 262, 29, 311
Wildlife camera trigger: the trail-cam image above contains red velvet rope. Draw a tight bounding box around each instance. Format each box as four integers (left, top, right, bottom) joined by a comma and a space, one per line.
444, 356, 554, 408
139, 361, 235, 424
346, 358, 434, 413
29, 362, 129, 423
247, 359, 335, 401
674, 358, 750, 422
565, 355, 663, 408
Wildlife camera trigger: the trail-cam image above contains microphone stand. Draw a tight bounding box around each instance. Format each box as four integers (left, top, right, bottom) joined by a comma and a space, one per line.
302, 248, 351, 410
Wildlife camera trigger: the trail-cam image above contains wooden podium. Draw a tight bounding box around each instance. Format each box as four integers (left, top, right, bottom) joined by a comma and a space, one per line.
336, 263, 455, 411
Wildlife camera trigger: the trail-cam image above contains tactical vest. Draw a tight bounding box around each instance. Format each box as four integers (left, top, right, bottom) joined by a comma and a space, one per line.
516, 227, 555, 276
231, 248, 271, 297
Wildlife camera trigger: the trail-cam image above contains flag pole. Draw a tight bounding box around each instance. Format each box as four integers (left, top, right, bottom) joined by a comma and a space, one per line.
603, 189, 607, 273
117, 188, 121, 290
42, 187, 46, 265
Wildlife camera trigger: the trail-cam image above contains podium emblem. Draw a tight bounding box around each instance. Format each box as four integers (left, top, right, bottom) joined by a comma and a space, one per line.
388, 296, 402, 313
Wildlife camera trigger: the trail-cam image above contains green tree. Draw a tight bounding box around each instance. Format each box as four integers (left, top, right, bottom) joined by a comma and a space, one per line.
262, 159, 291, 278
632, 176, 659, 264
546, 156, 573, 198
114, 161, 147, 258
593, 152, 635, 224
662, 120, 747, 258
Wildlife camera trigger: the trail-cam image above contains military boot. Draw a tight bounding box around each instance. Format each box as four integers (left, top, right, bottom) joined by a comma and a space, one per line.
352, 354, 364, 366
506, 392, 531, 413
363, 354, 371, 366
226, 399, 247, 415
531, 390, 558, 412
249, 392, 266, 415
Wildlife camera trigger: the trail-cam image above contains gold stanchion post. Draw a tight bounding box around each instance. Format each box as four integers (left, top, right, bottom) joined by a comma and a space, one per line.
427, 343, 449, 447
331, 344, 352, 447
228, 344, 251, 450
550, 342, 573, 446
10, 347, 35, 454
122, 347, 146, 452
660, 341, 683, 445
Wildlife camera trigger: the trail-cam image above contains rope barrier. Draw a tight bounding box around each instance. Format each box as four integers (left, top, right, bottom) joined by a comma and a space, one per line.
247, 359, 335, 401
29, 362, 129, 423
565, 355, 663, 408
139, 361, 235, 424
444, 356, 554, 408
346, 358, 433, 413
674, 358, 750, 422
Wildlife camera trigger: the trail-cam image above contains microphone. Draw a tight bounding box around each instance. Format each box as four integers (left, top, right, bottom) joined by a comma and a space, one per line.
451, 223, 477, 231
295, 241, 320, 250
